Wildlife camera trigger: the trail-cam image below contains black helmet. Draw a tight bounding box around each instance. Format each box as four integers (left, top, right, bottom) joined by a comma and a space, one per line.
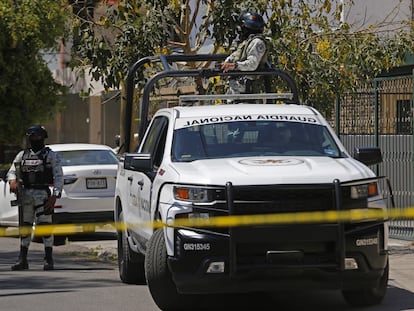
26, 125, 48, 139
239, 12, 265, 32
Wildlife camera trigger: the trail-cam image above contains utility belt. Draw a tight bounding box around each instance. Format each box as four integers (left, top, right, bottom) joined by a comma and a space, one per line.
24, 185, 50, 192
22, 186, 52, 216
35, 203, 53, 217
34, 189, 52, 217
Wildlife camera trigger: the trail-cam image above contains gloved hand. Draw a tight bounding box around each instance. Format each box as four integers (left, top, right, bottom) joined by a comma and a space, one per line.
9, 180, 18, 193
44, 195, 57, 215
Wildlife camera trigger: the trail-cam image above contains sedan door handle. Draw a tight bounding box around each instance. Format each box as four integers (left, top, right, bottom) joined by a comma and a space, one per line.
127, 176, 133, 183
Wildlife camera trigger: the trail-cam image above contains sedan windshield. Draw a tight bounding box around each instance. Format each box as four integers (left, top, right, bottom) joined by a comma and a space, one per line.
57, 150, 119, 166
172, 121, 341, 162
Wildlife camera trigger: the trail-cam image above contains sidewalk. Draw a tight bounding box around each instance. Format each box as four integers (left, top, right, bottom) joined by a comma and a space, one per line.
66, 238, 117, 261
65, 236, 413, 263
5, 226, 414, 262
389, 238, 414, 248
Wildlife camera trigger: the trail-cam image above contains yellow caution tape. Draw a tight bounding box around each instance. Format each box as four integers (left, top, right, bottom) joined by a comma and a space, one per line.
0, 207, 413, 238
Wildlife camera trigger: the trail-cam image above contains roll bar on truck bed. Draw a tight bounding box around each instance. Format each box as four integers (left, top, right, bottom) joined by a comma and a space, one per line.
123, 54, 300, 153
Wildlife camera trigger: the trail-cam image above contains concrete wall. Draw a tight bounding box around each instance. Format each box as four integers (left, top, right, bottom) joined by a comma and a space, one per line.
45, 93, 121, 149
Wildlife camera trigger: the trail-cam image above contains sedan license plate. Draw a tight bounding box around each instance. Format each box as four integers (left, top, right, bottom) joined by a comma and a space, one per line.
86, 178, 107, 189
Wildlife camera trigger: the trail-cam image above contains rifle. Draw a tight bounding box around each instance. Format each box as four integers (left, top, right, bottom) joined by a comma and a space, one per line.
10, 162, 24, 227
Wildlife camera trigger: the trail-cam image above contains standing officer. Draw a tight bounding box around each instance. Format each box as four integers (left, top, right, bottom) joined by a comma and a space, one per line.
221, 12, 268, 94
8, 125, 63, 271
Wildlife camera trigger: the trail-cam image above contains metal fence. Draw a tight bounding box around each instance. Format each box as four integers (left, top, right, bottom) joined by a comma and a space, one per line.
338, 74, 414, 240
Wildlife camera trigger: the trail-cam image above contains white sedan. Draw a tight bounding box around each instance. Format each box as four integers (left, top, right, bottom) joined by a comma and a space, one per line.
0, 172, 18, 227
0, 143, 118, 228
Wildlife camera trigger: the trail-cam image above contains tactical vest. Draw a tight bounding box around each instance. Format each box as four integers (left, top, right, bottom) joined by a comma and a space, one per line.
230, 34, 268, 70
21, 147, 53, 188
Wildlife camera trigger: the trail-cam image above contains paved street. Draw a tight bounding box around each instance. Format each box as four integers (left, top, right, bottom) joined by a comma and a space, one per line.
1, 231, 414, 311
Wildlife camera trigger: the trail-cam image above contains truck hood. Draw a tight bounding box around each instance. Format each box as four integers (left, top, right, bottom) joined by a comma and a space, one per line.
171, 156, 375, 185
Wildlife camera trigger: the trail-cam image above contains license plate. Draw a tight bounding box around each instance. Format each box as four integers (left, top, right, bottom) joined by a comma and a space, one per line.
86, 178, 107, 189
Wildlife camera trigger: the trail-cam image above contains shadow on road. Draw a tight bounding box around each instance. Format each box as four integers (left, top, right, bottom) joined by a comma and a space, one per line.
65, 230, 117, 242
193, 285, 414, 310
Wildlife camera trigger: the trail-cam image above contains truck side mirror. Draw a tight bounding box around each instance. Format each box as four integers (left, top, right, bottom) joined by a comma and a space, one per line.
353, 147, 382, 166
124, 153, 153, 172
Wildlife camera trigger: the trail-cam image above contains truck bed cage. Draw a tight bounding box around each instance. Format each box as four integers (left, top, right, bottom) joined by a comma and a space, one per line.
178, 93, 294, 105
125, 54, 300, 152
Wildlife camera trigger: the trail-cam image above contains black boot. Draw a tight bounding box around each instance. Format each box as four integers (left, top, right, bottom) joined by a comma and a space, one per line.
44, 247, 54, 270
11, 246, 29, 271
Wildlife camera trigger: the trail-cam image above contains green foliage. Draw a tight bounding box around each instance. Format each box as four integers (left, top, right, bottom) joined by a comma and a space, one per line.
266, 0, 414, 115
70, 0, 170, 90
0, 0, 69, 144
70, 0, 414, 118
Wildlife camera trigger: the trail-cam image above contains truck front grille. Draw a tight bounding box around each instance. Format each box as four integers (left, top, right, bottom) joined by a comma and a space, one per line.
231, 184, 335, 215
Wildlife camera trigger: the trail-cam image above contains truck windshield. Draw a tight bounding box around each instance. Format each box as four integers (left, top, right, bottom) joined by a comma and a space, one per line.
172, 121, 341, 162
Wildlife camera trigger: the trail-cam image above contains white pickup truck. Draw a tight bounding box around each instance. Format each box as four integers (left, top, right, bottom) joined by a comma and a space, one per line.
114, 54, 391, 310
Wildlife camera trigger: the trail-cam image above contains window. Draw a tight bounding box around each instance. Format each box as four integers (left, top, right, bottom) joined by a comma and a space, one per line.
172, 121, 341, 162
58, 149, 118, 166
140, 116, 168, 169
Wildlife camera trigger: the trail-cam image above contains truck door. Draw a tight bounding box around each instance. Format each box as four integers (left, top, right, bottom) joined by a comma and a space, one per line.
129, 116, 168, 241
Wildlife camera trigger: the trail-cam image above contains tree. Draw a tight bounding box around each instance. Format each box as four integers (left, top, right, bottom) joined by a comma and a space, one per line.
266, 0, 414, 115
0, 0, 69, 145
69, 0, 414, 149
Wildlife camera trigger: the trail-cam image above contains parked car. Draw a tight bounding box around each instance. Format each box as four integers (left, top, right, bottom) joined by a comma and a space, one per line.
0, 143, 118, 231
0, 168, 18, 227
49, 143, 118, 227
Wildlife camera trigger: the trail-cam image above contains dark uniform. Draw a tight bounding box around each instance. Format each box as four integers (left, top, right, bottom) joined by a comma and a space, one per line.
221, 12, 268, 94
8, 125, 63, 271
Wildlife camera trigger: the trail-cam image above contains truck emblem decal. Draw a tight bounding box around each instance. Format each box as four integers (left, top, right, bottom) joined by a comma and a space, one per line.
239, 158, 304, 166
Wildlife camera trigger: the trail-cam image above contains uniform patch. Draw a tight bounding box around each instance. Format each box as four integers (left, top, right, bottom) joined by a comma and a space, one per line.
256, 41, 266, 54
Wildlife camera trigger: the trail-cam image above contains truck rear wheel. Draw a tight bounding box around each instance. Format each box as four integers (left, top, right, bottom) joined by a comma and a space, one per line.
117, 211, 145, 284
342, 260, 389, 307
145, 229, 198, 311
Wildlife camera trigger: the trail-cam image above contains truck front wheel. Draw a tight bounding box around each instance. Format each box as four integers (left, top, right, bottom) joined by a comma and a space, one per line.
145, 229, 198, 311
342, 259, 389, 307
117, 211, 146, 284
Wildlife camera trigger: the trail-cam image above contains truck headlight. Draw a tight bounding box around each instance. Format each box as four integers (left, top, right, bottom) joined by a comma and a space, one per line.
176, 211, 210, 220
350, 182, 378, 199
174, 186, 221, 203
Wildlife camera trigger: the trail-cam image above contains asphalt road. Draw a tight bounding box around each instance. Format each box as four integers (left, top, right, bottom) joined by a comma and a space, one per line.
0, 232, 414, 311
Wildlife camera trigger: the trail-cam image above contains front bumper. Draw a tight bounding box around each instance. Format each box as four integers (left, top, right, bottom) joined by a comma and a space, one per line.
169, 223, 388, 294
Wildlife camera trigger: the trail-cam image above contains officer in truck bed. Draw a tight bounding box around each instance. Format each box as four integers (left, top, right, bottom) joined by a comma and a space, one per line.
221, 12, 268, 94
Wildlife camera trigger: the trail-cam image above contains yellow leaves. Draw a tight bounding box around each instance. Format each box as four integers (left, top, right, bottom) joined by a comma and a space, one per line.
168, 0, 181, 14
280, 53, 305, 72
154, 47, 170, 55
322, 0, 331, 14
296, 58, 304, 72
209, 75, 221, 84
279, 54, 288, 66
316, 39, 331, 60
